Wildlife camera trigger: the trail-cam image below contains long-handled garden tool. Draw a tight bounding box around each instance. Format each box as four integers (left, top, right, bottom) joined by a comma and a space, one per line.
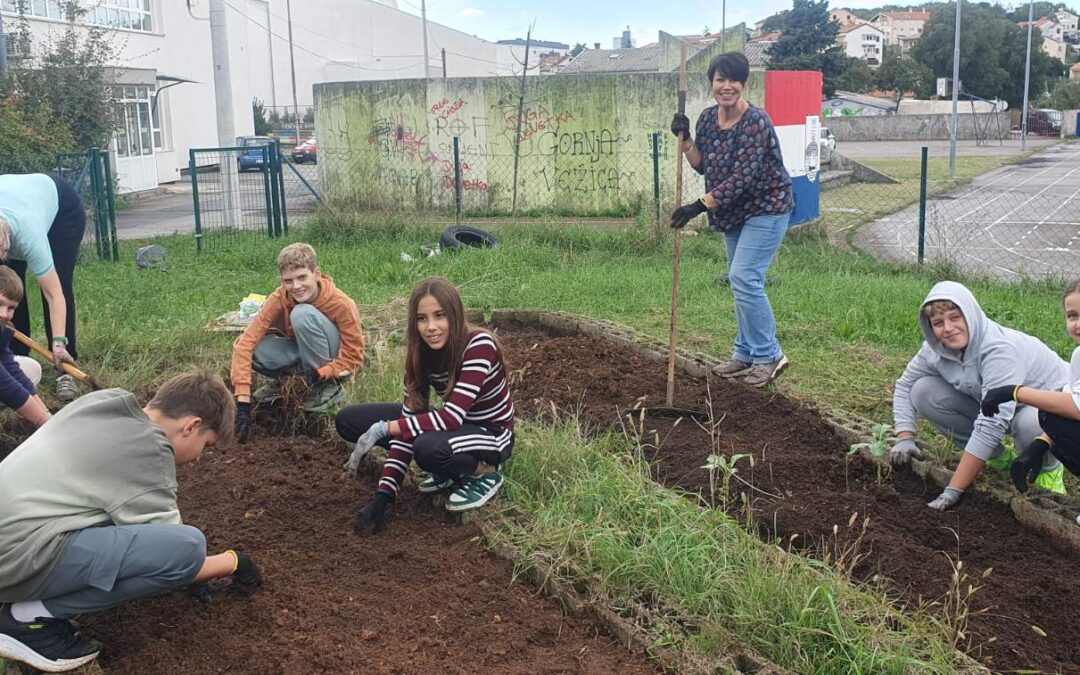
666, 44, 689, 407
13, 330, 106, 391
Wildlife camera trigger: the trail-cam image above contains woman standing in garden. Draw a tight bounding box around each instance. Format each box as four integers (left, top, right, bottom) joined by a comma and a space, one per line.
337, 276, 515, 534
669, 52, 793, 387
0, 173, 85, 401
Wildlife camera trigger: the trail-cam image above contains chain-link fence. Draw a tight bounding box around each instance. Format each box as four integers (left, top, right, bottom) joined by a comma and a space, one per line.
0, 149, 118, 263
845, 143, 1080, 281
189, 145, 289, 252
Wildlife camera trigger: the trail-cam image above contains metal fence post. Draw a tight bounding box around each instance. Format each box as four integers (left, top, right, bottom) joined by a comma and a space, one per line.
918, 146, 928, 266
88, 149, 106, 261
189, 151, 203, 253
261, 146, 275, 238
453, 136, 462, 225
267, 144, 282, 237
651, 132, 661, 227
102, 150, 118, 261
276, 144, 288, 235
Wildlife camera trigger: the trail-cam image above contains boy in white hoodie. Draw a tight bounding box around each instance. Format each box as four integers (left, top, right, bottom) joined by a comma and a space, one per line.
889, 281, 1067, 510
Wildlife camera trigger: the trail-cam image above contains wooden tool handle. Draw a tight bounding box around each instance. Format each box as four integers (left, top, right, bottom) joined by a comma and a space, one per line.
12, 330, 92, 382
666, 44, 689, 408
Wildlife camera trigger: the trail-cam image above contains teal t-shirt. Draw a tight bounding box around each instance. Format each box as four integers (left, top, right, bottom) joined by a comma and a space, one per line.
0, 174, 60, 277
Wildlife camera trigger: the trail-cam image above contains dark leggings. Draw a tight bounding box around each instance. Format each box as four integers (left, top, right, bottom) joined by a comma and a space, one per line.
8, 176, 86, 360
336, 403, 514, 498
1039, 410, 1080, 477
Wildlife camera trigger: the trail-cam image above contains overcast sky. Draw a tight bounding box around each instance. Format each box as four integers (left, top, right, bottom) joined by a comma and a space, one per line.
396, 0, 1080, 48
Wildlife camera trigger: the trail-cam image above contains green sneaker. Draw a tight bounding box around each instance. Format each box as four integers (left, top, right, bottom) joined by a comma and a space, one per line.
417, 474, 455, 494
446, 471, 504, 512
302, 381, 345, 413
986, 444, 1018, 472
252, 380, 283, 403
1035, 464, 1066, 495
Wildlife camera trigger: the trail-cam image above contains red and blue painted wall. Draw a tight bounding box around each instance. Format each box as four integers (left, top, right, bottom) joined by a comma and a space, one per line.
764, 70, 824, 226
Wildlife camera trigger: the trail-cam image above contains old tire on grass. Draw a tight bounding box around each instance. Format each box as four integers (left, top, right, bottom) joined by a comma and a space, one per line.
440, 225, 498, 250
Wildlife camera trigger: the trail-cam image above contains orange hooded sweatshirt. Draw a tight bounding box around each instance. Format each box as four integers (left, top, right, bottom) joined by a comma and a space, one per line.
231, 274, 364, 398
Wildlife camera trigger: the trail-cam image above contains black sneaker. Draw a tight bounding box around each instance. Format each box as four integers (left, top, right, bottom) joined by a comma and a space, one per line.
0, 604, 101, 672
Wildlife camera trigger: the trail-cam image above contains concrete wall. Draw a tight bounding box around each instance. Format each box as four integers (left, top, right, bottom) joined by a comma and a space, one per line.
895, 99, 1007, 115
1064, 110, 1080, 137
824, 112, 1012, 142
314, 72, 768, 213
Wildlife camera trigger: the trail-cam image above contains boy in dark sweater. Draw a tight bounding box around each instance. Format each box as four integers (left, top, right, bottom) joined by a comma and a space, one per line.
0, 372, 261, 672
0, 266, 50, 428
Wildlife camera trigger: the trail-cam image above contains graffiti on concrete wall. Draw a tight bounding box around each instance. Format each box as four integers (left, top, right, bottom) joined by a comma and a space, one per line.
821, 98, 889, 117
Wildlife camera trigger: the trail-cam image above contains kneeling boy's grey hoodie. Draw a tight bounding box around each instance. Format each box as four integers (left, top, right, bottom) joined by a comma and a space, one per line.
893, 281, 1067, 460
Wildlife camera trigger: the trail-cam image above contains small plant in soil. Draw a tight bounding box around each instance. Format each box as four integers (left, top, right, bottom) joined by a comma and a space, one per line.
846, 423, 893, 487
700, 453, 748, 511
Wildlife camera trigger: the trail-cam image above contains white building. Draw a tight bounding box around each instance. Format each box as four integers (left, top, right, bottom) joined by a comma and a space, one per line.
829, 8, 860, 27
1021, 18, 1068, 62
871, 10, 930, 54
1, 0, 537, 193
836, 22, 884, 66
1054, 10, 1077, 38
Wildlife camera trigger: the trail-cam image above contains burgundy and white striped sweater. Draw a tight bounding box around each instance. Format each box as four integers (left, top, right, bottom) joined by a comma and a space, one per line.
377, 329, 515, 497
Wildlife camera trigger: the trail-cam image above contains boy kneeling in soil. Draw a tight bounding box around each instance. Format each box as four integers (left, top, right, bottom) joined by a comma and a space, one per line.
231, 243, 364, 441
0, 371, 262, 673
0, 266, 50, 428
889, 281, 1068, 511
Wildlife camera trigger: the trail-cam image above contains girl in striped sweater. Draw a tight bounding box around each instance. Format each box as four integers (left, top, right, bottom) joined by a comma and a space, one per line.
337, 277, 515, 534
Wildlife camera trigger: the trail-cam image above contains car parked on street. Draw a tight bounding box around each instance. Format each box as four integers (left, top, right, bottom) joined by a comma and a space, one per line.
237, 135, 275, 172
1025, 109, 1062, 137
819, 126, 836, 165
292, 138, 317, 164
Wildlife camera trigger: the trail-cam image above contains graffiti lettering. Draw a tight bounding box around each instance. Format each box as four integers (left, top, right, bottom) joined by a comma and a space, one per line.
441, 175, 489, 192
367, 117, 429, 161
430, 97, 467, 118
538, 166, 633, 193
433, 115, 490, 138
505, 105, 575, 142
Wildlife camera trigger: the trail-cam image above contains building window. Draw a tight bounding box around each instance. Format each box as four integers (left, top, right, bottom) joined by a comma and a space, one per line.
150, 86, 166, 150
1, 0, 62, 18
114, 85, 155, 158
88, 0, 152, 32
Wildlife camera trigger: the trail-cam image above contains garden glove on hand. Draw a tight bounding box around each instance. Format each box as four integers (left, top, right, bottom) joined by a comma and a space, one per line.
302, 369, 323, 387
1010, 435, 1051, 493
670, 112, 692, 143
888, 437, 921, 468
50, 339, 75, 369
343, 421, 389, 477
981, 385, 1020, 417
927, 486, 963, 511
227, 550, 263, 593
670, 198, 708, 229
235, 402, 252, 443
355, 492, 390, 535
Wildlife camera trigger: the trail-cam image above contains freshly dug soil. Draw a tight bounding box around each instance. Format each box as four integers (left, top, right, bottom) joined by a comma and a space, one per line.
72, 428, 660, 674
500, 325, 1080, 674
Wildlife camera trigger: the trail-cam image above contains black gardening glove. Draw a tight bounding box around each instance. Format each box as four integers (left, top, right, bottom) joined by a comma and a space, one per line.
229, 550, 263, 593
1010, 436, 1050, 493
670, 198, 708, 229
981, 385, 1020, 417
355, 492, 390, 535
235, 402, 252, 443
302, 369, 323, 387
670, 112, 692, 143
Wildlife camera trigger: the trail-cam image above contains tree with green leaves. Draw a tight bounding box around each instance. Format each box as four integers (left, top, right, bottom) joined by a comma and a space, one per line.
767, 0, 873, 96
913, 1, 1063, 108
876, 54, 934, 96
1043, 78, 1080, 108
570, 43, 586, 57
1005, 1, 1067, 23
252, 99, 272, 136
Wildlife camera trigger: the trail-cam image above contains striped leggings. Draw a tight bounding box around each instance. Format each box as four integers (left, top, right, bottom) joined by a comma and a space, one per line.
335, 402, 514, 499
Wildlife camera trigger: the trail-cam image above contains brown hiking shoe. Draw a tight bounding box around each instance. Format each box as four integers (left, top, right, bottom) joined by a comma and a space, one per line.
743, 356, 790, 387
712, 358, 752, 379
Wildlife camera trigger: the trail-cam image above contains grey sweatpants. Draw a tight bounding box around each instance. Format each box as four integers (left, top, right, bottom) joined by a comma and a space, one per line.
252, 303, 340, 377
34, 524, 205, 619
911, 375, 1060, 471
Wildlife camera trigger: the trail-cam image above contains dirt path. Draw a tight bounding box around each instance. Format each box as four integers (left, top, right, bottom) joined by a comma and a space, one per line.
76, 430, 659, 674
501, 325, 1080, 674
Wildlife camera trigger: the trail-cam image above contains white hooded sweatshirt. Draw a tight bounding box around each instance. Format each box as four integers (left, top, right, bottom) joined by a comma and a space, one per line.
892, 281, 1068, 460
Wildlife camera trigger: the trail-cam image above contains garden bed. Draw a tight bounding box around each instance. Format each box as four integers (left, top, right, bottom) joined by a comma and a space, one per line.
10, 419, 658, 674
494, 311, 1080, 674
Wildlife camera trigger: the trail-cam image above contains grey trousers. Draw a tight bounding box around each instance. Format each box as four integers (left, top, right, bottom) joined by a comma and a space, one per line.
252, 303, 340, 377
35, 524, 205, 619
910, 375, 1060, 470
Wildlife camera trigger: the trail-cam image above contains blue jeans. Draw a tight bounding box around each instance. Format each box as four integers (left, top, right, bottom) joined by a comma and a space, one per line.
723, 213, 790, 363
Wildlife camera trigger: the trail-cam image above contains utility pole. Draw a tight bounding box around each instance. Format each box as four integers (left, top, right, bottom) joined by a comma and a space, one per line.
0, 8, 9, 78
285, 0, 301, 143
209, 0, 241, 227
510, 26, 533, 215
264, 1, 277, 107
421, 0, 430, 78
1021, 0, 1034, 152
721, 0, 726, 44
948, 0, 962, 178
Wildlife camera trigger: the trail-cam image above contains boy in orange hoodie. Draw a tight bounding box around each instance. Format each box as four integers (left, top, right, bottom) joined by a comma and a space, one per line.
231, 243, 364, 440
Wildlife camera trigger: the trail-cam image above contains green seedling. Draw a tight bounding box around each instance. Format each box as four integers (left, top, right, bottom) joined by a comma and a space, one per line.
701, 452, 749, 511
847, 423, 893, 486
